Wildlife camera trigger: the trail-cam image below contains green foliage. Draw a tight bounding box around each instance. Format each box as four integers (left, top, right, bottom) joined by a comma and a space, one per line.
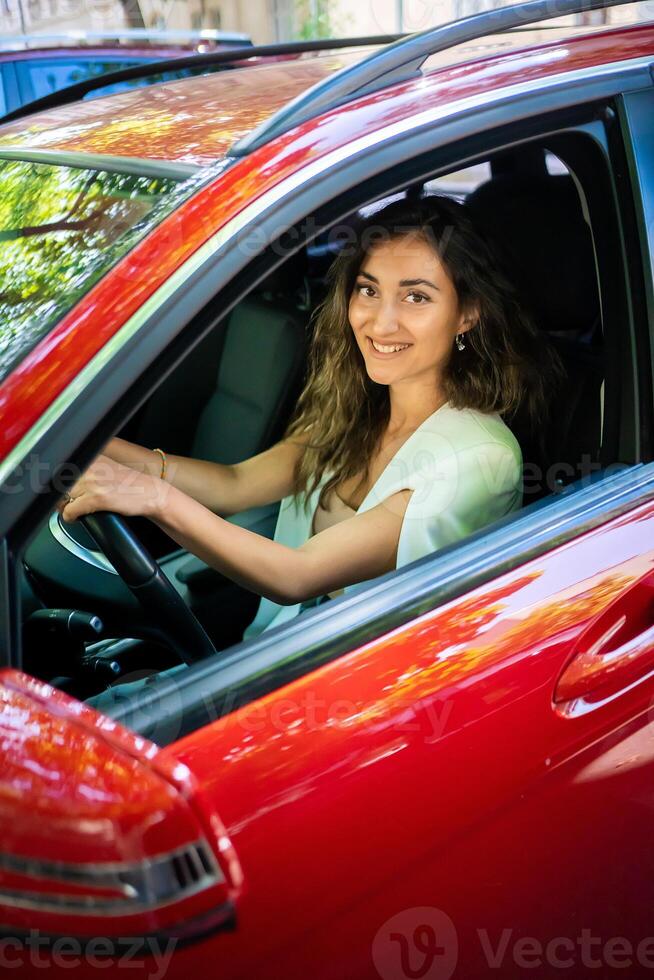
0, 160, 180, 380
294, 0, 339, 39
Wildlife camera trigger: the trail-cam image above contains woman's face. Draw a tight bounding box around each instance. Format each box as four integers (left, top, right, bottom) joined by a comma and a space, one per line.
348, 232, 475, 388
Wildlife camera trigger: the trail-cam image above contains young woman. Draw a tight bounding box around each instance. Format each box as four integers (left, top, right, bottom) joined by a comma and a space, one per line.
59, 195, 560, 640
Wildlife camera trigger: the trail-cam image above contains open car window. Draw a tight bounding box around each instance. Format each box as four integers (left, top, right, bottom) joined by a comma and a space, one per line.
8, 94, 644, 729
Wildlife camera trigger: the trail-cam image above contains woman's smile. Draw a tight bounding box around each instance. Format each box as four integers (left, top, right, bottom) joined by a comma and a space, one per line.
367, 336, 413, 357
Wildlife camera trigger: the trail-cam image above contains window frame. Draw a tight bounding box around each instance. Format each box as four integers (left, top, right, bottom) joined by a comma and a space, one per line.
14, 56, 153, 104
616, 88, 654, 462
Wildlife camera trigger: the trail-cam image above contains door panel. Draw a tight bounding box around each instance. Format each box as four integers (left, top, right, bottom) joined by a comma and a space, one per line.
162, 492, 654, 978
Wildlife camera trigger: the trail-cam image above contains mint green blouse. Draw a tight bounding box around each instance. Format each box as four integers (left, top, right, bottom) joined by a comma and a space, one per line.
243, 402, 522, 640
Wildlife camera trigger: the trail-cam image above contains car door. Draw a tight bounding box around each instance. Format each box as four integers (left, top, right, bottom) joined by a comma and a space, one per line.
139, 462, 652, 980
120, 96, 654, 978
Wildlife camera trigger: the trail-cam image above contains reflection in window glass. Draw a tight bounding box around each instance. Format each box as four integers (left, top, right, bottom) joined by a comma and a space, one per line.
0, 77, 6, 117
84, 65, 222, 100
22, 57, 227, 105
546, 151, 569, 175
0, 160, 183, 382
26, 59, 140, 99
424, 161, 492, 200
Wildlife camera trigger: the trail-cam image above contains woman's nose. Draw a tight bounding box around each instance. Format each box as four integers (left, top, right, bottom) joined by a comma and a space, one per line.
372, 300, 400, 335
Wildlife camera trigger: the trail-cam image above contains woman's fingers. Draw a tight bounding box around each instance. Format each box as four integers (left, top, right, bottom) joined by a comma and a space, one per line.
57, 455, 162, 522
60, 492, 90, 524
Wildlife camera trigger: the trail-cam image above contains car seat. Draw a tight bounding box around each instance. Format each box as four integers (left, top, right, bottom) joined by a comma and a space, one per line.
465, 161, 604, 504
129, 258, 312, 646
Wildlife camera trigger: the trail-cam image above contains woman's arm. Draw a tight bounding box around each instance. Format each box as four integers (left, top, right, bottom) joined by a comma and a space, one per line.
59, 456, 412, 605
103, 436, 305, 516
154, 483, 413, 604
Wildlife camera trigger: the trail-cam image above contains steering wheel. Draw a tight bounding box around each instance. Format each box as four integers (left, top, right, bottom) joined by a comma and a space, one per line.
80, 512, 216, 664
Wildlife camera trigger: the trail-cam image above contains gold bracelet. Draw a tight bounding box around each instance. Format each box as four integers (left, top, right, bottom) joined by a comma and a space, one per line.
151, 447, 167, 481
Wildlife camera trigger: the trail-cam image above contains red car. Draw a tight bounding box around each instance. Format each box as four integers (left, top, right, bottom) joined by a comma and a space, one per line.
1, 1, 654, 976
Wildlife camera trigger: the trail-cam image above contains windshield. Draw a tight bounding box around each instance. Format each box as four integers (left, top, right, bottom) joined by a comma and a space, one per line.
0, 157, 187, 383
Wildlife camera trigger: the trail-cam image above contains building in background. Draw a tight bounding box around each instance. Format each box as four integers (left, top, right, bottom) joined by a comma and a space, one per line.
1, 0, 652, 44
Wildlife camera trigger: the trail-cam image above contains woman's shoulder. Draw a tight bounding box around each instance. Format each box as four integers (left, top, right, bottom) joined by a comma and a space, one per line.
426, 402, 522, 463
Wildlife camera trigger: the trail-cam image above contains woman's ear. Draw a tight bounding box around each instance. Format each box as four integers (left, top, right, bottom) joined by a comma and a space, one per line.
459, 303, 480, 334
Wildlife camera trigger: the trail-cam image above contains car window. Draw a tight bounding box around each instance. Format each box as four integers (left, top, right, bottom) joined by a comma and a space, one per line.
23, 58, 151, 99
84, 66, 210, 100
20, 57, 221, 104
0, 75, 6, 117
6, 102, 637, 715
424, 160, 492, 199
0, 159, 188, 383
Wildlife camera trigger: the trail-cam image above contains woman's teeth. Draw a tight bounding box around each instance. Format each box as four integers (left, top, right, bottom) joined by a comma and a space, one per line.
370, 339, 410, 353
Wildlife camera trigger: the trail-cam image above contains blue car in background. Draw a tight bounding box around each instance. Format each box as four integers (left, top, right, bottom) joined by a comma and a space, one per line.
0, 29, 252, 117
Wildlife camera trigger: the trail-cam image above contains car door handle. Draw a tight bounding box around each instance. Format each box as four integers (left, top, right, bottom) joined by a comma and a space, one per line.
554, 569, 654, 715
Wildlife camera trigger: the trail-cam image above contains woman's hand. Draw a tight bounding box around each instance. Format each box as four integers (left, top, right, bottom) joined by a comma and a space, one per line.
57, 455, 169, 524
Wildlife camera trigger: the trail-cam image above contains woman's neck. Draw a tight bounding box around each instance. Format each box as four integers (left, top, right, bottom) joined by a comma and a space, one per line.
386, 389, 448, 437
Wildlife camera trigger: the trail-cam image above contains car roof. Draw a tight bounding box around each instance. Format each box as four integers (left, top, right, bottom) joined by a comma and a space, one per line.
0, 50, 356, 167
0, 21, 644, 168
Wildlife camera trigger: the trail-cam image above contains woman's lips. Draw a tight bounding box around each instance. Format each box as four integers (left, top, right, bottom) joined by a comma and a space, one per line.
367, 337, 412, 358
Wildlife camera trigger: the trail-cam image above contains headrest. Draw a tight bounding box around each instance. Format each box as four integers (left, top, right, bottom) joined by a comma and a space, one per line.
255, 252, 309, 308
466, 173, 600, 334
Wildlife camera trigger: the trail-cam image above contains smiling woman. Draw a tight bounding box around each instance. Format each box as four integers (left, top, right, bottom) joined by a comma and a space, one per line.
240, 194, 564, 635
61, 194, 562, 646
284, 194, 562, 513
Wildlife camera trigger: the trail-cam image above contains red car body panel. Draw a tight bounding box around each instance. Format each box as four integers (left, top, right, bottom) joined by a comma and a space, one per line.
1, 22, 653, 467
164, 497, 654, 976
0, 51, 365, 164
5, 498, 654, 974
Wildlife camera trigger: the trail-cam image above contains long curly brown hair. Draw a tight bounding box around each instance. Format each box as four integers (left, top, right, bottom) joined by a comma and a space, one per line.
282, 194, 563, 512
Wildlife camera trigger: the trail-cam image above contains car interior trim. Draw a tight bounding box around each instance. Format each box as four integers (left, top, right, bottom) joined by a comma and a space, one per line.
48, 512, 119, 576
617, 90, 654, 455
0, 541, 16, 668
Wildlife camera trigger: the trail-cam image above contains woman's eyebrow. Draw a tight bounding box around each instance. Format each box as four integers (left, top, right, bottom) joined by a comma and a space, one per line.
356, 270, 439, 291
399, 278, 439, 290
